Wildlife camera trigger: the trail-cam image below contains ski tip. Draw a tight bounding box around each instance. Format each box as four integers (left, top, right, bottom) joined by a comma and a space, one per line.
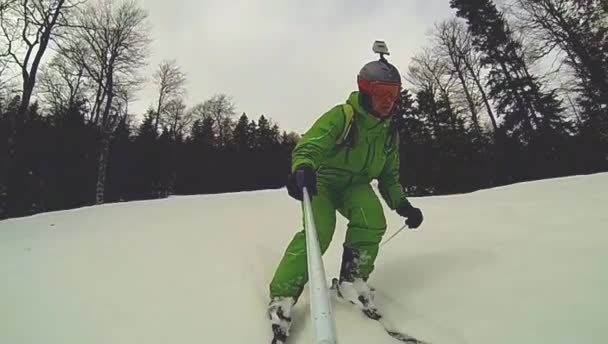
387, 330, 431, 344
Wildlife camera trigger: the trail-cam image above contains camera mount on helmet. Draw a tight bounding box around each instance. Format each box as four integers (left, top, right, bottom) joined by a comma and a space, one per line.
372, 40, 390, 62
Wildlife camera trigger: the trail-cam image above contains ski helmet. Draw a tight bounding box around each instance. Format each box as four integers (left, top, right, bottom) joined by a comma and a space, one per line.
357, 59, 401, 91
357, 42, 402, 116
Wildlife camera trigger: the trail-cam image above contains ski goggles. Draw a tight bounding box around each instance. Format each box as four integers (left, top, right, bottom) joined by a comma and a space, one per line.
358, 79, 401, 102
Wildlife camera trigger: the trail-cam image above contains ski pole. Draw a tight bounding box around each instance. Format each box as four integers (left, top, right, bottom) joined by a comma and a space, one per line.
380, 224, 406, 247
381, 219, 423, 247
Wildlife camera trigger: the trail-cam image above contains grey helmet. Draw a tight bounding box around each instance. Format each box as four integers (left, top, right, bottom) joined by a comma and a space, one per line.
357, 56, 402, 115
357, 59, 402, 88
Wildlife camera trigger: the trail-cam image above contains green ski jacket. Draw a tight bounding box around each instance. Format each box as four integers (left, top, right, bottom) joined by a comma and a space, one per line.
291, 91, 407, 210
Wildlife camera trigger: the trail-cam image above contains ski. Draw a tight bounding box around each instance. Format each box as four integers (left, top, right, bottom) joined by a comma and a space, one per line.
330, 278, 430, 344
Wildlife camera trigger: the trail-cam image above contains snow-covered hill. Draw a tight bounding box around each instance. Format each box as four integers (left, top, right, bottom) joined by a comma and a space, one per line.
1, 173, 607, 344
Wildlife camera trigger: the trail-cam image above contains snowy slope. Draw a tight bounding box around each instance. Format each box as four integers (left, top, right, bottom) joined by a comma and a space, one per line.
1, 173, 607, 344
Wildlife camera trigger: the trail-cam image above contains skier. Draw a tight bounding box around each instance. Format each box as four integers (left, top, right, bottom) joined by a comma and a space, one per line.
268, 43, 424, 343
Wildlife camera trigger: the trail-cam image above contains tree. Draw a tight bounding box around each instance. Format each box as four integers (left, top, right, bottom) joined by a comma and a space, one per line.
0, 57, 18, 114
233, 113, 251, 153
434, 18, 498, 134
200, 94, 236, 148
0, 0, 83, 117
136, 110, 157, 143
256, 115, 278, 148
450, 0, 569, 146
393, 89, 436, 194
407, 48, 461, 139
152, 59, 186, 132
38, 53, 86, 114
61, 0, 150, 204
512, 0, 608, 144
162, 98, 192, 141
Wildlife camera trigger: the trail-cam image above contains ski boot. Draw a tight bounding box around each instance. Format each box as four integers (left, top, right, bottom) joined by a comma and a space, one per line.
332, 277, 380, 319
268, 296, 295, 344
334, 246, 379, 318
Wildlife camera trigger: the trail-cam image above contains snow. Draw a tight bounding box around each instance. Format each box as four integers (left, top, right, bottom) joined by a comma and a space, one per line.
1, 173, 607, 344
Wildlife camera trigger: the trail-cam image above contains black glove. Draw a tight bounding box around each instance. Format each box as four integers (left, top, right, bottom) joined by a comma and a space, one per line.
286, 165, 317, 201
396, 200, 423, 229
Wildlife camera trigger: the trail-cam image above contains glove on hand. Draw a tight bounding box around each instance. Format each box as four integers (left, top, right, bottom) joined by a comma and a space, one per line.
286, 165, 317, 201
396, 200, 423, 229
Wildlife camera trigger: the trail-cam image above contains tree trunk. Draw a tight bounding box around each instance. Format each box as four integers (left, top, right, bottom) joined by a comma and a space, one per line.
95, 60, 116, 204
453, 63, 481, 131
463, 59, 498, 133
1, 103, 19, 218
452, 64, 493, 186
95, 132, 111, 205
67, 67, 84, 111
155, 94, 162, 132
17, 79, 35, 118
17, 0, 66, 119
0, 124, 11, 217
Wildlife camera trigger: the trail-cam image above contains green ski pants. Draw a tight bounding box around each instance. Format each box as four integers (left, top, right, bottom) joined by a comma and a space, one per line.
269, 183, 388, 299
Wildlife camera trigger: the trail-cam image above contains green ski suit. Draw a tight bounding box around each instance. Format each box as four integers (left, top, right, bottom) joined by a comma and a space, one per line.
269, 91, 408, 299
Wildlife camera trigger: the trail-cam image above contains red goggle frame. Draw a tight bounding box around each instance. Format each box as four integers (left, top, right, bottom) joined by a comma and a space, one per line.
357, 77, 401, 101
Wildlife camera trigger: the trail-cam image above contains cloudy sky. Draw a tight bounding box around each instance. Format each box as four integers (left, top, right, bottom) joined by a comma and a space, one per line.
134, 0, 456, 134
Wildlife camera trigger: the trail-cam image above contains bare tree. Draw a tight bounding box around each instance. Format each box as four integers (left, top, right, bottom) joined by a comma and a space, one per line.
434, 18, 499, 133
407, 47, 462, 131
0, 58, 18, 113
38, 53, 86, 113
60, 0, 150, 204
0, 0, 84, 117
113, 79, 141, 122
406, 48, 441, 97
162, 97, 195, 140
200, 94, 236, 147
152, 59, 186, 132
188, 101, 209, 120
511, 0, 608, 111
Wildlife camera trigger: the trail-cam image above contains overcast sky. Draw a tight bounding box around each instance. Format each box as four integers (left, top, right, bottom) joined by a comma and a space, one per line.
133, 0, 456, 134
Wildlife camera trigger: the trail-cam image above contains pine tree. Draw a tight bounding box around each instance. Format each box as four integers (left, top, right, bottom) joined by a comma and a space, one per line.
107, 117, 133, 202
247, 120, 258, 149
233, 113, 251, 153
256, 115, 272, 149
450, 0, 569, 145
137, 111, 158, 143
394, 89, 435, 195
132, 111, 160, 199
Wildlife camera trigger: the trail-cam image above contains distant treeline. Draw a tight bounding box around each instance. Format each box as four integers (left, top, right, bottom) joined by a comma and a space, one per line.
0, 0, 606, 219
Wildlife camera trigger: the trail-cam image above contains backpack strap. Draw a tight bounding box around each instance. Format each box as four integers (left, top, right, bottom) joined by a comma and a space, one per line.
336, 103, 399, 150
336, 103, 355, 146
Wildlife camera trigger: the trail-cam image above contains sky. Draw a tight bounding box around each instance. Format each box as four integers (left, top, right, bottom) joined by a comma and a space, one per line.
133, 0, 457, 134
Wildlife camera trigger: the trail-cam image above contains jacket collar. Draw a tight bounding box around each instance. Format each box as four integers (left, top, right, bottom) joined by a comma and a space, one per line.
346, 91, 391, 132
